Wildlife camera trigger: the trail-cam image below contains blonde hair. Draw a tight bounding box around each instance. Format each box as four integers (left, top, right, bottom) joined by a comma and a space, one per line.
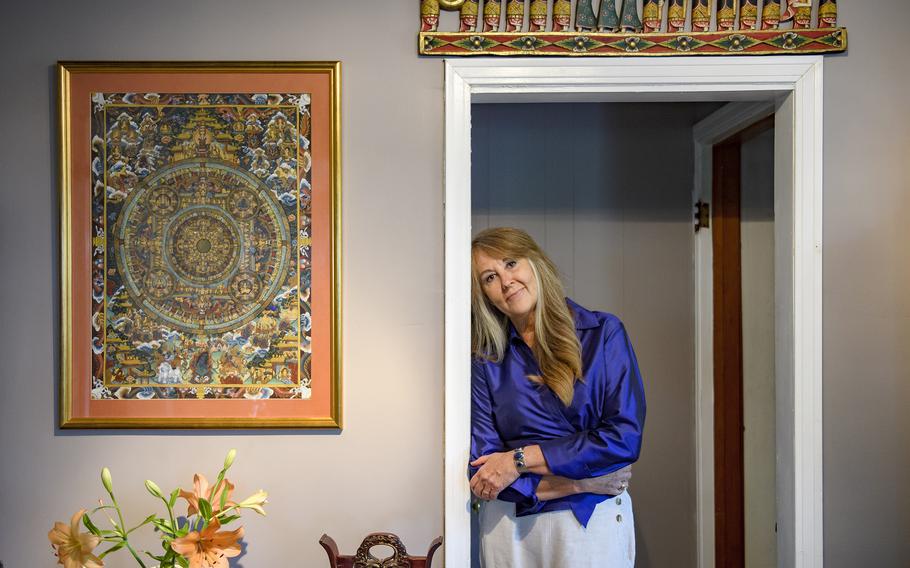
471, 227, 582, 406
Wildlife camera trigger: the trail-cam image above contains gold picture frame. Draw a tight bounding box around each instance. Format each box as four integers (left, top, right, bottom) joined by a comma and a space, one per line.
59, 61, 341, 428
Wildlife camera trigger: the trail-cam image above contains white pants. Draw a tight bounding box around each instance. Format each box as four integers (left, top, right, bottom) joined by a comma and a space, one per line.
479, 491, 635, 568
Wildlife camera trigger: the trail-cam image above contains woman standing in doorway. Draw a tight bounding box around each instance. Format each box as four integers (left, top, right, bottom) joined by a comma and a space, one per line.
470, 227, 646, 567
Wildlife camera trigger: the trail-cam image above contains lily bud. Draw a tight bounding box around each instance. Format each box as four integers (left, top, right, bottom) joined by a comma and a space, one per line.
237, 490, 268, 516
101, 467, 114, 494
223, 448, 237, 469
145, 479, 164, 499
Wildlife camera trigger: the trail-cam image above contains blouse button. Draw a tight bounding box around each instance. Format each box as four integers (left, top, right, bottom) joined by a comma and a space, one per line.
616, 498, 622, 505
616, 514, 623, 523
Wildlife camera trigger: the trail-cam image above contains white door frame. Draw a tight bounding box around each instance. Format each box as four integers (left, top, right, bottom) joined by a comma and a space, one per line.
692, 100, 777, 568
443, 57, 824, 568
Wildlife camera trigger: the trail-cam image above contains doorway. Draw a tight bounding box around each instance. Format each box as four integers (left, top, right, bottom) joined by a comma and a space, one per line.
708, 115, 777, 568
471, 100, 725, 567
443, 58, 824, 568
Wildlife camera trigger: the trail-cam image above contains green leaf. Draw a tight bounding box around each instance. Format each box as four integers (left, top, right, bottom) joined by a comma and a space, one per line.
127, 514, 158, 534
218, 514, 241, 525
82, 513, 102, 536
209, 475, 225, 504
169, 488, 180, 508
102, 541, 126, 555
198, 498, 213, 522
155, 548, 179, 567
219, 486, 229, 510
90, 504, 117, 513
152, 519, 177, 537
177, 555, 190, 568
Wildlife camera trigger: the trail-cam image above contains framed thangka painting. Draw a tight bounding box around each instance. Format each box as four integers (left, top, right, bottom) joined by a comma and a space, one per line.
58, 62, 341, 428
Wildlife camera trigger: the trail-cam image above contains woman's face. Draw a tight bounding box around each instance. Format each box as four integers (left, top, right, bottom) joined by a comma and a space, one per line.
474, 250, 539, 325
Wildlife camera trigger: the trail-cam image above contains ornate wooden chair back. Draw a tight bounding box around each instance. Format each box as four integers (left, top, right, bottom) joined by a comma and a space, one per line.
319, 533, 443, 568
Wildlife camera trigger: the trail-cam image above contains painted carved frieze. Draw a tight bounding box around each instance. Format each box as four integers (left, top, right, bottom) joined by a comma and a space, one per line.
419, 0, 847, 56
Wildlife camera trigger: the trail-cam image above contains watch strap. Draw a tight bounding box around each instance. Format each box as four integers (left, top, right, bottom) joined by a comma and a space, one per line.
513, 446, 528, 473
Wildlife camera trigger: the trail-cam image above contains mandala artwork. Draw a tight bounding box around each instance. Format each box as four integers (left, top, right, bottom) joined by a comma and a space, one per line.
90, 93, 312, 401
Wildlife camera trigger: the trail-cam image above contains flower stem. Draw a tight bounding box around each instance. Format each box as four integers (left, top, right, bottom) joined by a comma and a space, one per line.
208, 452, 234, 505
109, 491, 148, 567
159, 494, 178, 535
215, 504, 239, 518
124, 540, 148, 568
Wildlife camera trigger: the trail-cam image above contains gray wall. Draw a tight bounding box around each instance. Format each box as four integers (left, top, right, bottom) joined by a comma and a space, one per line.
823, 1, 910, 564
0, 2, 444, 567
0, 1, 908, 567
472, 101, 712, 567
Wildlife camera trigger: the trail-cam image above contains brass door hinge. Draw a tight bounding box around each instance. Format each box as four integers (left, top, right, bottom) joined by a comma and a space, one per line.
694, 200, 710, 232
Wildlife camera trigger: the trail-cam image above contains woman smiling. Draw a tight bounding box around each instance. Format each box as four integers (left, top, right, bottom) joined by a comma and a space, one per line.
470, 227, 646, 567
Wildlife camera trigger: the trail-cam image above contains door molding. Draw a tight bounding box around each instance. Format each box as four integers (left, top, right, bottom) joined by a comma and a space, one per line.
444, 57, 824, 568
692, 100, 776, 568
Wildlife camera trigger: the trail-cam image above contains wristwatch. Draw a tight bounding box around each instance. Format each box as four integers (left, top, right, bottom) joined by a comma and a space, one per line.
513, 446, 529, 474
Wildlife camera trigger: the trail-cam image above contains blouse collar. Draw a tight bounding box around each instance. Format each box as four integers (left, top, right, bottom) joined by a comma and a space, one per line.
507, 297, 600, 345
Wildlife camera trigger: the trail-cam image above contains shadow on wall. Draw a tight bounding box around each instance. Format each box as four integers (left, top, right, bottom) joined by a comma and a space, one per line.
472, 102, 724, 223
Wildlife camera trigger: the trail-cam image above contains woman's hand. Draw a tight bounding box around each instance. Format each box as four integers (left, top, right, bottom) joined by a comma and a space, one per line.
536, 466, 633, 500
578, 465, 633, 496
470, 451, 520, 500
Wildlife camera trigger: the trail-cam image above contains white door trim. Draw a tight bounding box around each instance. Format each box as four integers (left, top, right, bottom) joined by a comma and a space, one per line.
692, 100, 777, 568
443, 56, 824, 568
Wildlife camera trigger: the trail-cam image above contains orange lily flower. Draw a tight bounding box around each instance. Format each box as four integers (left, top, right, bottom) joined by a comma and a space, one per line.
47, 509, 104, 568
179, 473, 235, 517
171, 518, 244, 568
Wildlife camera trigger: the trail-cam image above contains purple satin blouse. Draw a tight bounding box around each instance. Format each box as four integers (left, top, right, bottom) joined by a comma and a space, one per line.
470, 298, 646, 527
